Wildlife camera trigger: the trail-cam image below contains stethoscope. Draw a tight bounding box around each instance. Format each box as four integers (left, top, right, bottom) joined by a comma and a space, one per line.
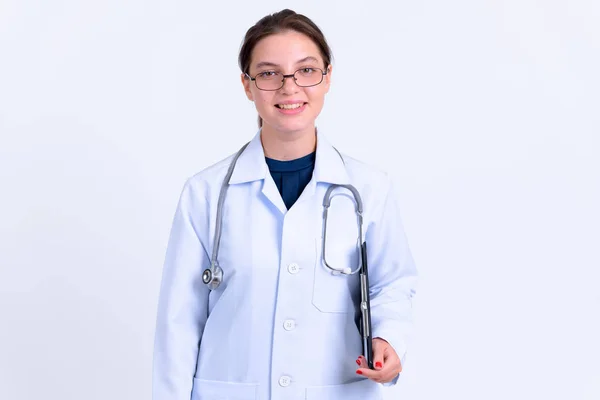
200, 140, 374, 369
201, 142, 365, 291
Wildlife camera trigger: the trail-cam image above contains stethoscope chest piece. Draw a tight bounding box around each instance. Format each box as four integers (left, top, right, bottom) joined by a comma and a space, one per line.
202, 264, 223, 290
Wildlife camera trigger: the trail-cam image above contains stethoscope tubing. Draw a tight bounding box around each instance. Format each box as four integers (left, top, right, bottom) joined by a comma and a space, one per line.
203, 142, 366, 288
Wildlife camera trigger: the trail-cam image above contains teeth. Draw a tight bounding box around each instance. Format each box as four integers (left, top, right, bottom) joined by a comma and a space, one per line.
278, 103, 304, 109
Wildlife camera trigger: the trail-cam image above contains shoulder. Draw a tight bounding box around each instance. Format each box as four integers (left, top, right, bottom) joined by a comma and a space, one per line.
334, 150, 398, 223
337, 151, 393, 193
179, 151, 238, 202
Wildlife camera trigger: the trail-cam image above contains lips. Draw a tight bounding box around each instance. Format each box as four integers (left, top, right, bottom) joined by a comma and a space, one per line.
274, 102, 308, 115
275, 102, 308, 110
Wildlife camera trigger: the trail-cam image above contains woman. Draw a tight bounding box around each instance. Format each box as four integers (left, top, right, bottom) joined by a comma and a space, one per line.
153, 9, 417, 400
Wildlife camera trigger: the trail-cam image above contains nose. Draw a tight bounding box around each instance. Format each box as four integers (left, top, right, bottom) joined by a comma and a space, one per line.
280, 74, 299, 94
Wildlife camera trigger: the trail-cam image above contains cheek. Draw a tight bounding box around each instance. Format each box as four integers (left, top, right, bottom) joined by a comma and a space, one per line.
254, 92, 274, 109
307, 84, 327, 101
306, 87, 326, 104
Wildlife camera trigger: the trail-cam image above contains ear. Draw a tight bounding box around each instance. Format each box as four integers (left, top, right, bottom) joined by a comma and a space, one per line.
324, 64, 332, 93
241, 73, 254, 101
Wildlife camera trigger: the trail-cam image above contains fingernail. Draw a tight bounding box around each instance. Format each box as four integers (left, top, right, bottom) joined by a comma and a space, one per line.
356, 359, 361, 366
376, 362, 383, 368
356, 370, 363, 375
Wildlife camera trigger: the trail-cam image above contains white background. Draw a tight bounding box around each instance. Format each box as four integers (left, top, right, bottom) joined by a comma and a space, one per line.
1, 0, 599, 399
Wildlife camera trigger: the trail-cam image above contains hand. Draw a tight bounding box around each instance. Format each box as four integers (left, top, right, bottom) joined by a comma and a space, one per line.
355, 338, 402, 383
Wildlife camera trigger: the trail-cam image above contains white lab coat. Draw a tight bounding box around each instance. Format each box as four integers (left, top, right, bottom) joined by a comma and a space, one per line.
153, 129, 418, 400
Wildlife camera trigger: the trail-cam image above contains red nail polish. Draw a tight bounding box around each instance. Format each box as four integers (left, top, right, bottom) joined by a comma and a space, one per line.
356, 359, 361, 366
356, 370, 363, 375
376, 362, 382, 368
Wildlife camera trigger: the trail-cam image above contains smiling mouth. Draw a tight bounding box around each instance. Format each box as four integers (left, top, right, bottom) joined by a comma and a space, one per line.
275, 102, 307, 109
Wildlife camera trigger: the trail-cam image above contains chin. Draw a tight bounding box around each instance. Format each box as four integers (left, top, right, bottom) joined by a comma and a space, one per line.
279, 123, 314, 136
282, 116, 317, 131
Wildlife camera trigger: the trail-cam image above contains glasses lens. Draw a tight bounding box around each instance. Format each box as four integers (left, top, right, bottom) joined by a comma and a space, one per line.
253, 68, 324, 90
255, 71, 283, 90
294, 68, 323, 87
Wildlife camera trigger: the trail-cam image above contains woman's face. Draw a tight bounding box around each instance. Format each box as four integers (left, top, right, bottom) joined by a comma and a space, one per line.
241, 30, 332, 136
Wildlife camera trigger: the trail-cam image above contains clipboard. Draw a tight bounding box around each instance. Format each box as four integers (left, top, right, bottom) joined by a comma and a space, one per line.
359, 241, 374, 369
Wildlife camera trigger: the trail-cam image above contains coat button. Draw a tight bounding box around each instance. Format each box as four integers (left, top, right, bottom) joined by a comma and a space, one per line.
279, 375, 291, 387
283, 319, 296, 331
287, 263, 299, 274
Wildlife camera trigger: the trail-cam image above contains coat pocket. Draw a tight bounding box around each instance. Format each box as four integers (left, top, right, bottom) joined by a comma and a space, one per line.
191, 378, 258, 400
312, 238, 360, 313
305, 378, 382, 399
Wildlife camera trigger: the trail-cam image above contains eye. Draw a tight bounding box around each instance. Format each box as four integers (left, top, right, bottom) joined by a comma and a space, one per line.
297, 67, 319, 78
257, 71, 279, 79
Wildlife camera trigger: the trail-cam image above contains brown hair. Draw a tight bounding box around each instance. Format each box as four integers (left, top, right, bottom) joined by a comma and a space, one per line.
238, 9, 333, 128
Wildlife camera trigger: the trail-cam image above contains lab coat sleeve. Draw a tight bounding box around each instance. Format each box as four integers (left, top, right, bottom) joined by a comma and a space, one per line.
153, 179, 211, 400
367, 175, 418, 386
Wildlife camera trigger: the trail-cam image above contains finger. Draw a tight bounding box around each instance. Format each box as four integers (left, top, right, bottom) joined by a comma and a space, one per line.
354, 356, 363, 367
355, 366, 387, 383
356, 364, 399, 384
373, 353, 401, 382
372, 342, 386, 370
356, 353, 401, 383
356, 355, 367, 368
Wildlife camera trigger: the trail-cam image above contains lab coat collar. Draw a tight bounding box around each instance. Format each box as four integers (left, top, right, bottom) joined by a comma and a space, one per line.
228, 127, 350, 185
313, 128, 351, 185
228, 129, 267, 185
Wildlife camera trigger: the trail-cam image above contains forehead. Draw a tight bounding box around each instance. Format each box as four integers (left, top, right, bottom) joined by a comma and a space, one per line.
251, 30, 324, 68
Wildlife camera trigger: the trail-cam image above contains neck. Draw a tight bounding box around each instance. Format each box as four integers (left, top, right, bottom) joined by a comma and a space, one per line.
260, 124, 317, 161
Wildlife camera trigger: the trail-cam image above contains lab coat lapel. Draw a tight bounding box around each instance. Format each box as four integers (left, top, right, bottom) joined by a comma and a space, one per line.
228, 130, 287, 214
281, 129, 350, 211
228, 130, 265, 185
262, 173, 287, 214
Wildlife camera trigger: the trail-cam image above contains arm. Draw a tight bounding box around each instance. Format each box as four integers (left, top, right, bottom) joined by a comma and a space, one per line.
153, 179, 211, 399
363, 176, 418, 385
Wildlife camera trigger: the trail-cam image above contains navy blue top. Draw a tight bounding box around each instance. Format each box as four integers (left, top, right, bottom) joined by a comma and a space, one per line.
265, 152, 316, 210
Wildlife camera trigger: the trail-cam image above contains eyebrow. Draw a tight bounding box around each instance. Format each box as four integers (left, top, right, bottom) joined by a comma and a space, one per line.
254, 56, 321, 70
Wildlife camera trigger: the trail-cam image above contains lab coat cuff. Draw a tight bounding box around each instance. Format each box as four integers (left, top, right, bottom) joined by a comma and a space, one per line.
383, 374, 400, 386
371, 332, 407, 366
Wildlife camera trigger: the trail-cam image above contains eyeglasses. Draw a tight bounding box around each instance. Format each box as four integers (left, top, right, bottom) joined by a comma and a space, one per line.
245, 67, 328, 91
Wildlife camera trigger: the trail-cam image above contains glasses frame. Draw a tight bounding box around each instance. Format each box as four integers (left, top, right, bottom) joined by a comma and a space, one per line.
245, 67, 328, 91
